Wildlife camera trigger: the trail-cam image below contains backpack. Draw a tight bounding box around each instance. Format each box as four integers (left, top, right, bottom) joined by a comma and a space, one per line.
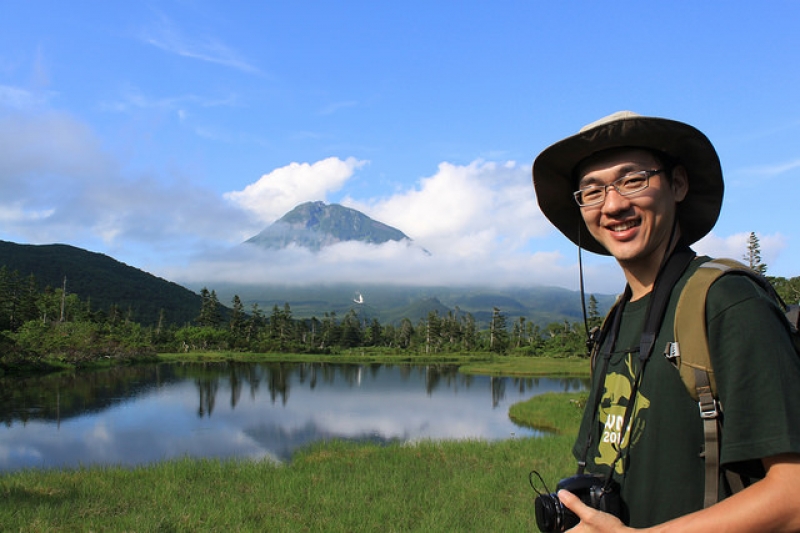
589, 256, 800, 509
665, 258, 800, 508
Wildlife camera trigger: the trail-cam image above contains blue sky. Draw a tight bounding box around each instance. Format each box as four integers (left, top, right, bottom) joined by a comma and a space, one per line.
1, 1, 799, 294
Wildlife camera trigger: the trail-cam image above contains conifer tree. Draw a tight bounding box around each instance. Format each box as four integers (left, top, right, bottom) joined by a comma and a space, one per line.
197, 288, 222, 328
588, 294, 601, 328
462, 312, 477, 351
398, 317, 414, 349
229, 295, 245, 345
489, 307, 509, 353
339, 308, 363, 348
424, 310, 441, 353
744, 231, 768, 274
246, 303, 264, 344
368, 318, 382, 346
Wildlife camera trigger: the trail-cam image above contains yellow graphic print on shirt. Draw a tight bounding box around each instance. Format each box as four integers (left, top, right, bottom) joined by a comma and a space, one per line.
595, 354, 651, 474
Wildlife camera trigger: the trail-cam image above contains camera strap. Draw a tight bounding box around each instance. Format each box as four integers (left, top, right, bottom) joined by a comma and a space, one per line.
577, 247, 696, 485
577, 286, 628, 476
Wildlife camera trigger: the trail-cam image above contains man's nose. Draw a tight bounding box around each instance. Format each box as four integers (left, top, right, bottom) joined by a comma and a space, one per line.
601, 187, 631, 213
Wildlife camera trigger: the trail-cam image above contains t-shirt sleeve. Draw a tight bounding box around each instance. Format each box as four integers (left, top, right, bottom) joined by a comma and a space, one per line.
706, 274, 800, 473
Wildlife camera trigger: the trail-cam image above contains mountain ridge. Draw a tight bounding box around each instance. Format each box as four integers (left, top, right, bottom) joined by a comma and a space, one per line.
205, 281, 616, 329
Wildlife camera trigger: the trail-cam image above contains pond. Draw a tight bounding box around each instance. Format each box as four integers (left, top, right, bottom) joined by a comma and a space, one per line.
0, 362, 587, 471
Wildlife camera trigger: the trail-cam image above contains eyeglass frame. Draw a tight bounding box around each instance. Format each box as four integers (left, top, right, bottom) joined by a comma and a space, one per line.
573, 169, 664, 207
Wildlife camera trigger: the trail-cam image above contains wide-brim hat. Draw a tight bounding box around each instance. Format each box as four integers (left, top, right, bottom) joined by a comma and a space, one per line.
532, 111, 724, 255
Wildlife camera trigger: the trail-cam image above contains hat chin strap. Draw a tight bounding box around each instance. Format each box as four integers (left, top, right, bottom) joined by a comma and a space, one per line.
578, 228, 591, 346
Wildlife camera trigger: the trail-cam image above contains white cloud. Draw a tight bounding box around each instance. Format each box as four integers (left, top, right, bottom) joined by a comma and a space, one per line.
344, 160, 550, 258
0, 85, 53, 109
695, 231, 787, 271
224, 157, 368, 224
0, 111, 256, 257
0, 202, 54, 223
165, 158, 611, 290
320, 100, 358, 115
140, 13, 261, 75
163, 238, 583, 289
98, 84, 240, 114
0, 111, 112, 193
741, 159, 800, 179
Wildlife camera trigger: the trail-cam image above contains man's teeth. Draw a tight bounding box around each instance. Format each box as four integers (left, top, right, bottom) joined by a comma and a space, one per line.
610, 221, 638, 232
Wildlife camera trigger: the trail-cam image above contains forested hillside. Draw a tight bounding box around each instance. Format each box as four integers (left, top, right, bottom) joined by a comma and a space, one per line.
0, 240, 203, 326
1, 240, 614, 331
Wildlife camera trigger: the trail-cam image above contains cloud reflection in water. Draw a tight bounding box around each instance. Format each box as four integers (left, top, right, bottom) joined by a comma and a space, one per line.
0, 362, 586, 470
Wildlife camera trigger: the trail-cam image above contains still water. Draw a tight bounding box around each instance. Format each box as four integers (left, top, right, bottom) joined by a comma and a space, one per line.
0, 362, 586, 471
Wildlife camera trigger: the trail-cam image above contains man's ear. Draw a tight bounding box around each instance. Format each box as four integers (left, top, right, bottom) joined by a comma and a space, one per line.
671, 166, 689, 202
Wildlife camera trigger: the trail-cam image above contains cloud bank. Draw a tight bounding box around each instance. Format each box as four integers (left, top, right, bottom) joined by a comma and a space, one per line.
0, 109, 254, 252
171, 157, 587, 289
0, 106, 788, 295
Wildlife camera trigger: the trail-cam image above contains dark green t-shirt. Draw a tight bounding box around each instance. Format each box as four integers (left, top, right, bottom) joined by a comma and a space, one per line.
573, 258, 800, 527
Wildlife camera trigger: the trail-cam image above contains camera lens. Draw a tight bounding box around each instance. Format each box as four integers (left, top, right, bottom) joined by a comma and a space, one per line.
534, 494, 561, 532
535, 492, 581, 532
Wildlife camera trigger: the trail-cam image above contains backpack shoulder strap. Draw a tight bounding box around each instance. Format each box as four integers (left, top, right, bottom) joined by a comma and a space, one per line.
674, 258, 786, 400
673, 258, 747, 400
672, 258, 760, 507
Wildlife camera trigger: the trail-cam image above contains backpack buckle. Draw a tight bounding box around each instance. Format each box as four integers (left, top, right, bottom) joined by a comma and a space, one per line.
664, 341, 680, 361
698, 395, 719, 419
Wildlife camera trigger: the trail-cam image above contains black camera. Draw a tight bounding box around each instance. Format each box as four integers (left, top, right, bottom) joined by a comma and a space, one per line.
531, 472, 623, 532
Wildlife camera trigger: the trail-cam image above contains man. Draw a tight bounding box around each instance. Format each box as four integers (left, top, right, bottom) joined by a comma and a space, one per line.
532, 111, 800, 531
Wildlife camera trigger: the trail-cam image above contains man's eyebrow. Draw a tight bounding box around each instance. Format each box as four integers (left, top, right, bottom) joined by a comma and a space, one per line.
577, 175, 603, 187
578, 164, 644, 187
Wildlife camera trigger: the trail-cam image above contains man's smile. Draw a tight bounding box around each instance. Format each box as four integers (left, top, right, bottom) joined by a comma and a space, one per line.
606, 219, 641, 233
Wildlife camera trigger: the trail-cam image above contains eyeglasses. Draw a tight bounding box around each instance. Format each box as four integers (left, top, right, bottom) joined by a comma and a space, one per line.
573, 169, 663, 207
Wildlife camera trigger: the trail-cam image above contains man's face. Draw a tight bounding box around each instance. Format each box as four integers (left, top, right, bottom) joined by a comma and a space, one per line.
576, 148, 688, 272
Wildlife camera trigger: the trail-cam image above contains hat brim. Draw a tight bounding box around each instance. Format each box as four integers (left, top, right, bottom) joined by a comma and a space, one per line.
532, 114, 724, 255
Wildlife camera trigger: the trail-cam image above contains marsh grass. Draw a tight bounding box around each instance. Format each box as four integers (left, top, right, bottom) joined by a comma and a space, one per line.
1, 370, 586, 532
156, 351, 592, 378
156, 350, 497, 366
1, 438, 577, 532
460, 356, 590, 378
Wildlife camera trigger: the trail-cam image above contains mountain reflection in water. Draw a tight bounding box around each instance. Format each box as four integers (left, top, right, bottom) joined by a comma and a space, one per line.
0, 362, 587, 471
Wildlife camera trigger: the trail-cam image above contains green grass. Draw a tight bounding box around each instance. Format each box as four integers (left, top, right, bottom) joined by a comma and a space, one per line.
156, 350, 498, 365
156, 351, 592, 378
460, 356, 591, 378
510, 391, 586, 434
1, 356, 589, 532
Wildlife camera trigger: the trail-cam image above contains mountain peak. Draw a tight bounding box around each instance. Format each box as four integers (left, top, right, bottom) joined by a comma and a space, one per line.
245, 201, 411, 251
